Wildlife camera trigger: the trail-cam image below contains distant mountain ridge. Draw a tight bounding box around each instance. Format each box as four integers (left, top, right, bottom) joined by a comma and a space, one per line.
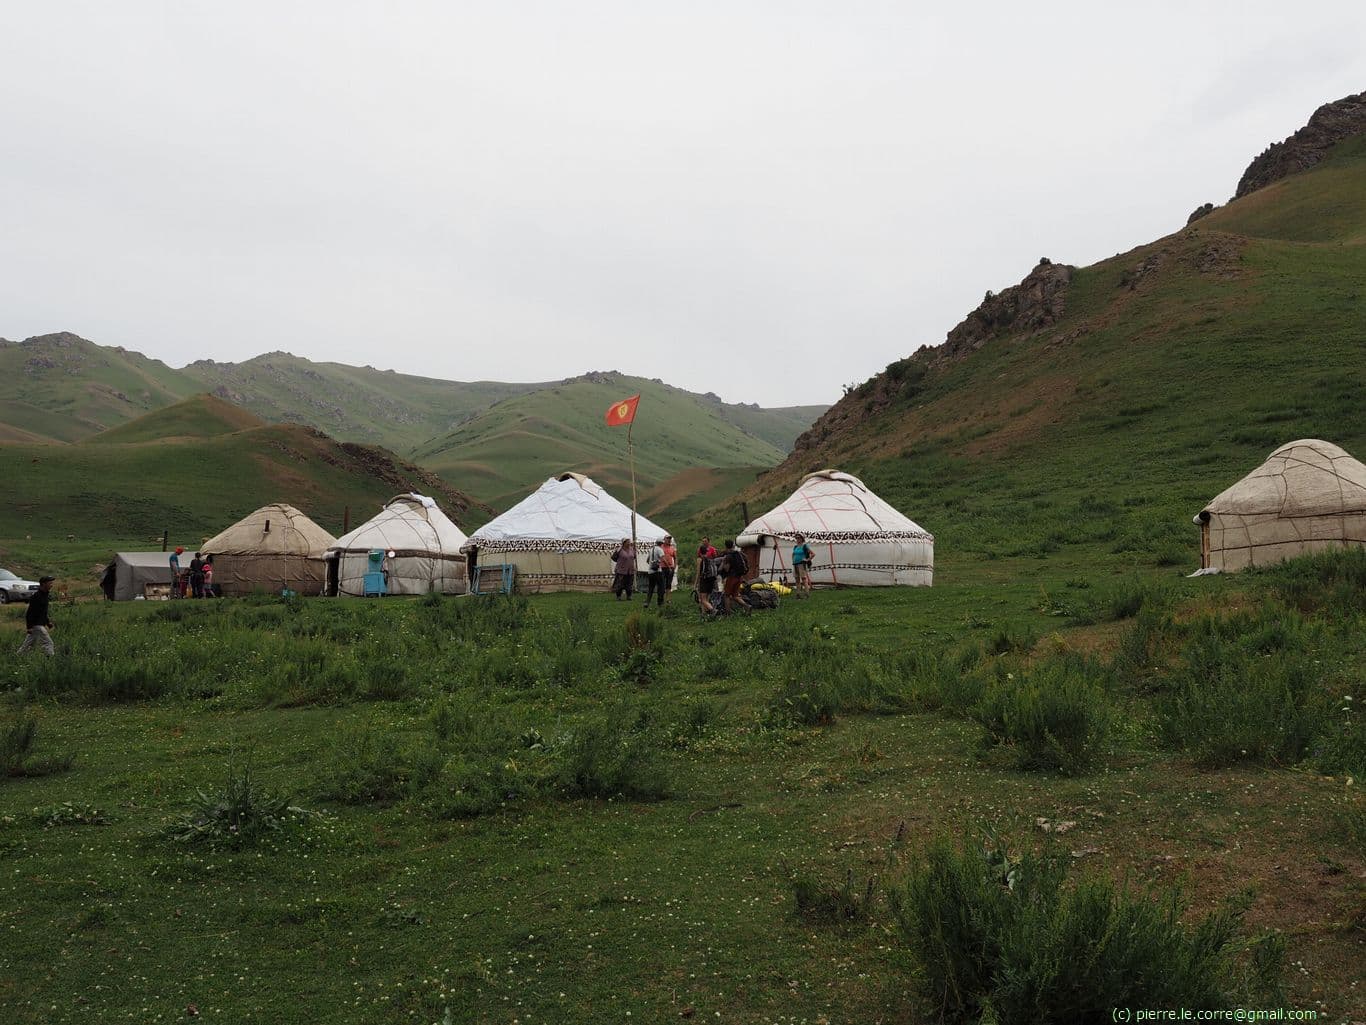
0, 395, 493, 546
0, 336, 828, 509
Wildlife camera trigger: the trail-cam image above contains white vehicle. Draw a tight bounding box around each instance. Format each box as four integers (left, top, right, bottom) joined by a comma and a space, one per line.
0, 569, 41, 604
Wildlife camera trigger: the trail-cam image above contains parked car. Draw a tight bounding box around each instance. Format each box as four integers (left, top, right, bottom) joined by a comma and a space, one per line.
0, 569, 41, 604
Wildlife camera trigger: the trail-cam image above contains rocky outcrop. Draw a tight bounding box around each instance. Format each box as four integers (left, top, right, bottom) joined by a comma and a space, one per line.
1187, 202, 1216, 224
1235, 91, 1366, 198
786, 259, 1076, 456
914, 259, 1075, 369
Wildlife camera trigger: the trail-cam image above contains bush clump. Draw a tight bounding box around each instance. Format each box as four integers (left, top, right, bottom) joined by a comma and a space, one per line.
167, 765, 311, 847
317, 726, 444, 804
2, 711, 74, 779
891, 834, 1282, 1023
556, 708, 667, 801
1155, 632, 1329, 768
973, 661, 1111, 775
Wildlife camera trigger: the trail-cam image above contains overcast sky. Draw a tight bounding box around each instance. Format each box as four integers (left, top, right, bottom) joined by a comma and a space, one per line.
2, 2, 1363, 405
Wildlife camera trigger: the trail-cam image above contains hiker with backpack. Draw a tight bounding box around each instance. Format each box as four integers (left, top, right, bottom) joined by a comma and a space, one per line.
695, 536, 718, 614
644, 538, 667, 608
719, 539, 748, 614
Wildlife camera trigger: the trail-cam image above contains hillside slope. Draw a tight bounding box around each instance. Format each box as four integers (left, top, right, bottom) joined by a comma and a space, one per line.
0, 333, 192, 442
412, 373, 791, 511
85, 393, 266, 444
723, 110, 1366, 572
181, 353, 545, 452
1, 423, 490, 545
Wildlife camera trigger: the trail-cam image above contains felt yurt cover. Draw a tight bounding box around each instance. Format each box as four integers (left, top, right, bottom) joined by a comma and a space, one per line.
461, 473, 672, 592
328, 494, 469, 596
737, 469, 934, 586
1194, 439, 1366, 571
202, 503, 337, 596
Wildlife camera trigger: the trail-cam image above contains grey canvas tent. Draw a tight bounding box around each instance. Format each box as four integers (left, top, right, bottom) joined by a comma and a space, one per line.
111, 551, 184, 600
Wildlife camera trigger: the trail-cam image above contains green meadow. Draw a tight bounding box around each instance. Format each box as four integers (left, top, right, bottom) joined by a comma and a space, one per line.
2, 549, 1362, 1024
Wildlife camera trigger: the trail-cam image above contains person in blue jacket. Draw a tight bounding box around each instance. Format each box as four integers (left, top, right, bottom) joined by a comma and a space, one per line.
791, 534, 814, 598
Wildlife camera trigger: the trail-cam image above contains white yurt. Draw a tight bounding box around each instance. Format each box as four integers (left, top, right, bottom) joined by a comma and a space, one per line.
737, 469, 934, 587
1194, 439, 1366, 571
461, 472, 673, 593
202, 503, 337, 596
326, 494, 469, 596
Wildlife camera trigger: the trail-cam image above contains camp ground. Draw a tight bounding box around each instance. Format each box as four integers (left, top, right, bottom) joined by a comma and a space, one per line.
737, 469, 935, 587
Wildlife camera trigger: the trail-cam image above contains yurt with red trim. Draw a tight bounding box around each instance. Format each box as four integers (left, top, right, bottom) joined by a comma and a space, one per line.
737, 469, 933, 587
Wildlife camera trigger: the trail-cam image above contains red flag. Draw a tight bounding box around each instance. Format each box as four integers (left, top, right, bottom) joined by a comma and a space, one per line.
605, 394, 640, 427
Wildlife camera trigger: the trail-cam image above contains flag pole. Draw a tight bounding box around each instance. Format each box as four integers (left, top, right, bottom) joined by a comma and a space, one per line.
628, 418, 638, 552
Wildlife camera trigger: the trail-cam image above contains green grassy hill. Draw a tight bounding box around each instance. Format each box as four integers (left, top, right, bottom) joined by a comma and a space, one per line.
0, 422, 488, 562
712, 133, 1366, 569
411, 373, 793, 512
0, 333, 193, 442
84, 393, 266, 444
180, 353, 546, 452
0, 341, 828, 508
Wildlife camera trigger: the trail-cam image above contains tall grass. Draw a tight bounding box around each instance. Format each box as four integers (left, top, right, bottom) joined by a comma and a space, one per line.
891, 834, 1281, 1023
972, 659, 1111, 775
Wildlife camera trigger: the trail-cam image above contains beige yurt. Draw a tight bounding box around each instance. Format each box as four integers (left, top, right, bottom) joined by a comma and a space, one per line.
737, 469, 934, 586
461, 473, 673, 593
326, 494, 469, 596
1194, 439, 1366, 571
202, 503, 337, 596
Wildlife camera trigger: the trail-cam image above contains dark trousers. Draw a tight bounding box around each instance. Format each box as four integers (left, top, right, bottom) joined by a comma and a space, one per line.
190, 572, 205, 598
612, 572, 634, 598
645, 570, 666, 606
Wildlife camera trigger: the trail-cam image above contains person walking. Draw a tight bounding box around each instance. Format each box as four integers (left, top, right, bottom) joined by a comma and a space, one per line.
695, 536, 718, 614
17, 575, 56, 657
720, 539, 748, 615
644, 538, 667, 608
660, 535, 677, 603
189, 552, 206, 599
610, 539, 637, 600
791, 533, 814, 598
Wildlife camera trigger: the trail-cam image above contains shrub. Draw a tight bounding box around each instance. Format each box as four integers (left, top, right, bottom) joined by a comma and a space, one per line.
785, 862, 877, 930
31, 801, 107, 827
167, 765, 310, 847
988, 625, 1037, 656
895, 649, 986, 715
317, 727, 444, 804
431, 759, 536, 820
667, 698, 719, 749
1155, 635, 1329, 768
891, 834, 1278, 1023
614, 611, 667, 684
973, 661, 1111, 775
2, 713, 74, 778
555, 709, 667, 801
1267, 548, 1366, 616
